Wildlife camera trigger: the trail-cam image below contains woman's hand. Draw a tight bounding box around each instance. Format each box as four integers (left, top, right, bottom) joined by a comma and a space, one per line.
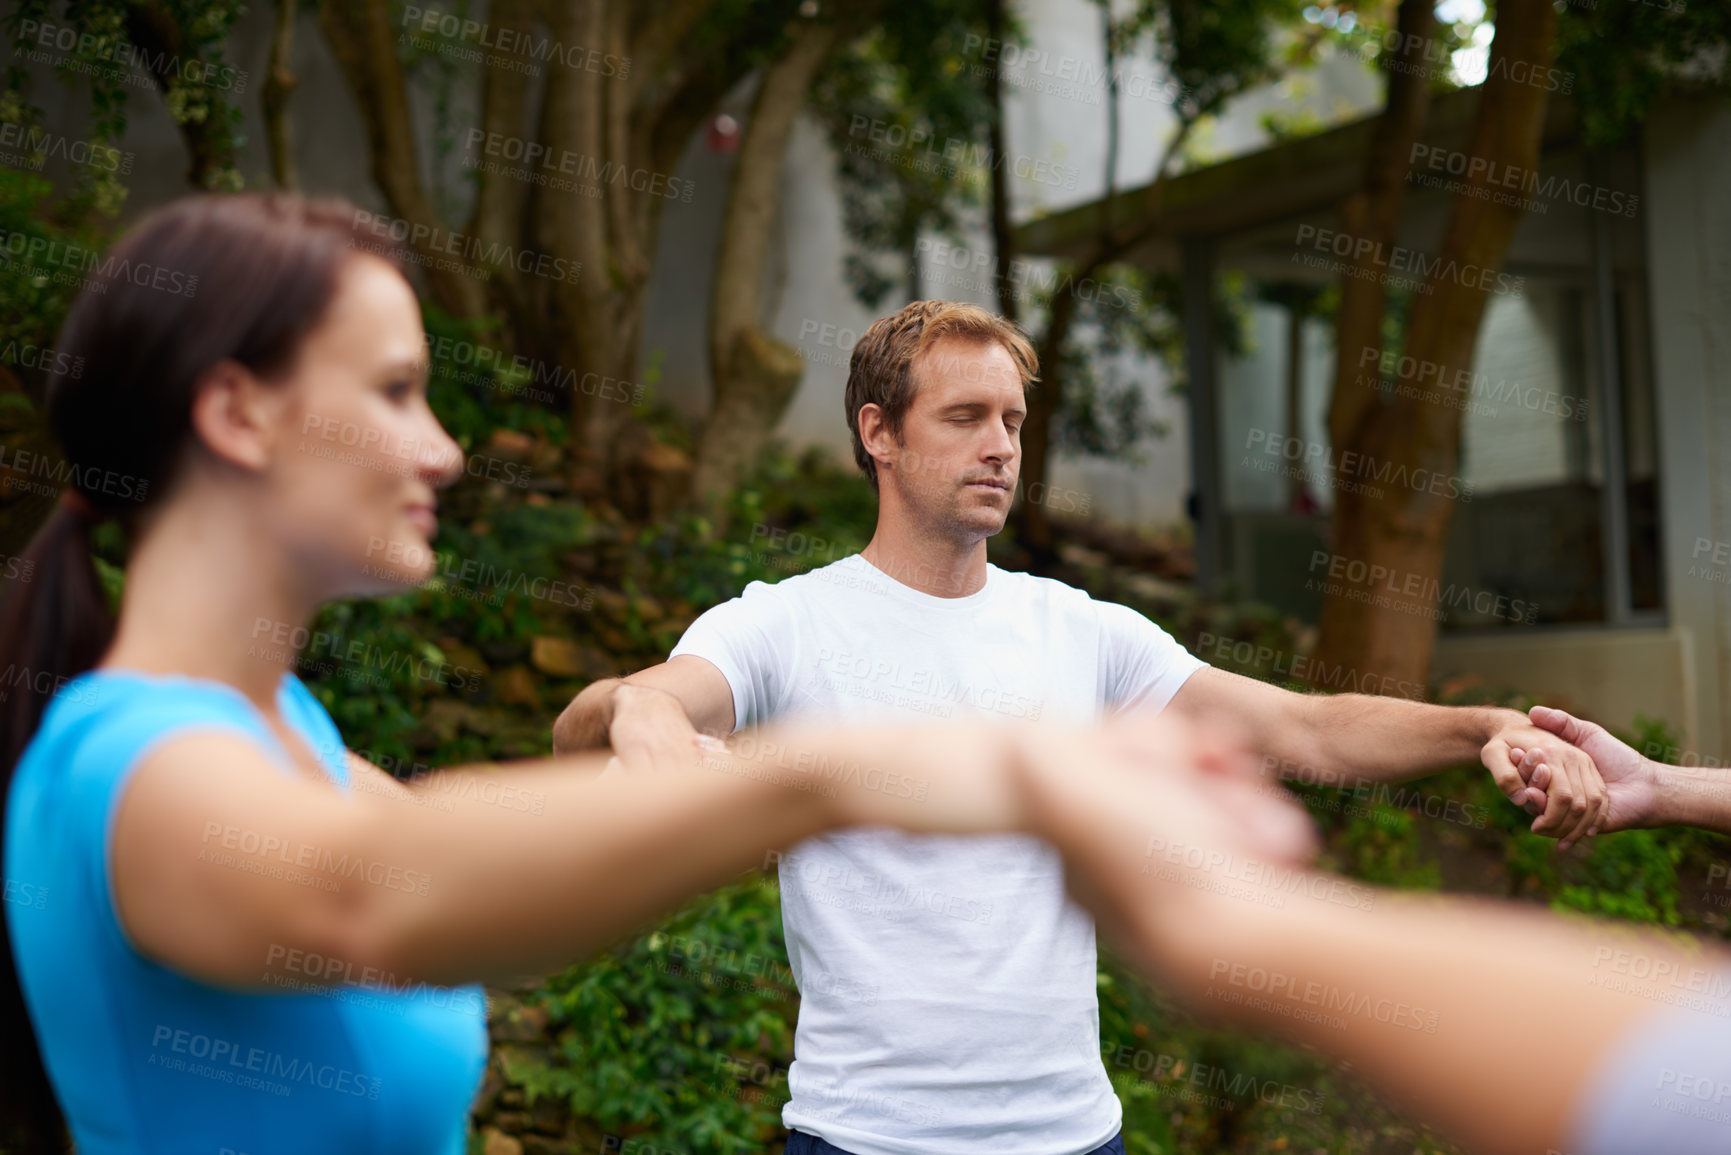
1016, 708, 1319, 988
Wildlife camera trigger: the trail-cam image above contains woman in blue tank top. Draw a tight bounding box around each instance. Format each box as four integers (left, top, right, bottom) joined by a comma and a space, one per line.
0, 192, 1225, 1154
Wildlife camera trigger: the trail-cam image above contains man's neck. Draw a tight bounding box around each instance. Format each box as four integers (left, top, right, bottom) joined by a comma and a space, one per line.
859, 524, 990, 599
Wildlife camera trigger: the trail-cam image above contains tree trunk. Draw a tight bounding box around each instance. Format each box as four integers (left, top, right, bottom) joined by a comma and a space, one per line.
262, 0, 297, 190
1311, 0, 1558, 688
690, 19, 839, 511
985, 0, 1018, 326
318, 0, 490, 321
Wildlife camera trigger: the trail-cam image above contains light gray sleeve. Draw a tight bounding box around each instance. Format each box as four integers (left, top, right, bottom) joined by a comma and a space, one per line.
1570, 974, 1731, 1155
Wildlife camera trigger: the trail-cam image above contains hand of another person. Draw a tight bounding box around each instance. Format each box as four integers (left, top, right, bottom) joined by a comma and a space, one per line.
607, 683, 716, 776
1514, 705, 1660, 836
1481, 714, 1607, 850
1015, 709, 1319, 985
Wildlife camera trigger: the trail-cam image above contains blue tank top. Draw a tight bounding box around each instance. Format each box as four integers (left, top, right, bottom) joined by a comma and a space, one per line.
4, 669, 488, 1154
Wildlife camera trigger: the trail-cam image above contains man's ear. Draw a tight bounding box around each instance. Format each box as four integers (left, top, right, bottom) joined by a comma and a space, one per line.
187, 359, 288, 472
857, 403, 897, 476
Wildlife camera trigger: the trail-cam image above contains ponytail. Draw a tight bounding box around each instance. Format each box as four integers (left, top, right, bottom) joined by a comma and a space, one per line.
0, 495, 114, 1151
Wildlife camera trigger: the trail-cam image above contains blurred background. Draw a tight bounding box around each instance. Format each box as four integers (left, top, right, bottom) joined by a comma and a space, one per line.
1, 0, 1728, 1151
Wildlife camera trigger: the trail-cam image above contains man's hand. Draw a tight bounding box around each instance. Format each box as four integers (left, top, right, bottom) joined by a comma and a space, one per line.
1514, 705, 1659, 836
607, 683, 713, 776
1480, 712, 1607, 850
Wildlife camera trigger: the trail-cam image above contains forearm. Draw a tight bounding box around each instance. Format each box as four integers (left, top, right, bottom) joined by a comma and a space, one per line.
1649, 761, 1731, 835
1161, 890, 1669, 1155
1293, 696, 1517, 784
352, 744, 837, 984
348, 719, 1014, 985
551, 677, 625, 754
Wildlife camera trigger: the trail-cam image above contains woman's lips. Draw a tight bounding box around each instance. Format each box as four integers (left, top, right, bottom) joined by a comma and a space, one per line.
406, 506, 438, 535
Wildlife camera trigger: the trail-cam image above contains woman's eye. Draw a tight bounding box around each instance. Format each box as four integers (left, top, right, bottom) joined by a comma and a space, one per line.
386, 380, 415, 402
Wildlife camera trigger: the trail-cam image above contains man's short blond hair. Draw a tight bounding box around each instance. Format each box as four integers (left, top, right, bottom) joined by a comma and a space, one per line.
844, 300, 1039, 490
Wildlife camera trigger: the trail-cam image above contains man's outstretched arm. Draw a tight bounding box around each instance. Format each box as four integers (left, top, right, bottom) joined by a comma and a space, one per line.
552, 655, 737, 770
1168, 667, 1606, 848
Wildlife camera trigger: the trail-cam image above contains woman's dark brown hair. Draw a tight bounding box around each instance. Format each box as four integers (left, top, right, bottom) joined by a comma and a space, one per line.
0, 192, 409, 1151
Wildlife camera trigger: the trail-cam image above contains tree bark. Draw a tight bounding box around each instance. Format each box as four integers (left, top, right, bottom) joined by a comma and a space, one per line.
123, 2, 241, 189
689, 19, 840, 511
985, 0, 1019, 325
318, 0, 490, 321
1311, 0, 1559, 689
262, 0, 298, 190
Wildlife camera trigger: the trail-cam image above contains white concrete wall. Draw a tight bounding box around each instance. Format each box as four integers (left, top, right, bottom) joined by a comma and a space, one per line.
1641, 93, 1731, 759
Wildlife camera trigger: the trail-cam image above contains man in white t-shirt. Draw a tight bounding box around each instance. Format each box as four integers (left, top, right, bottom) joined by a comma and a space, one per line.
553, 300, 1607, 1155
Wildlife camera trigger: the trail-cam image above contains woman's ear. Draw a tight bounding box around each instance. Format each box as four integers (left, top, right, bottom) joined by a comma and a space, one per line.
187, 359, 288, 472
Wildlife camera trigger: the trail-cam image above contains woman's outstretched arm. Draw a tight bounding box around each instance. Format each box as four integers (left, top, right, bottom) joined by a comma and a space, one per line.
110, 714, 1169, 989
1025, 719, 1724, 1155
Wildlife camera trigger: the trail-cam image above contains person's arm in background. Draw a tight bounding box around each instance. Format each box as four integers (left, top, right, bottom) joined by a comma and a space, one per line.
1024, 729, 1725, 1155
1169, 666, 1608, 849
555, 581, 798, 777
1519, 704, 1731, 836
552, 656, 734, 774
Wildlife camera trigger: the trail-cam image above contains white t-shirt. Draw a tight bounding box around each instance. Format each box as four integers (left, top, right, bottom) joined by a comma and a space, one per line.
670, 553, 1205, 1155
